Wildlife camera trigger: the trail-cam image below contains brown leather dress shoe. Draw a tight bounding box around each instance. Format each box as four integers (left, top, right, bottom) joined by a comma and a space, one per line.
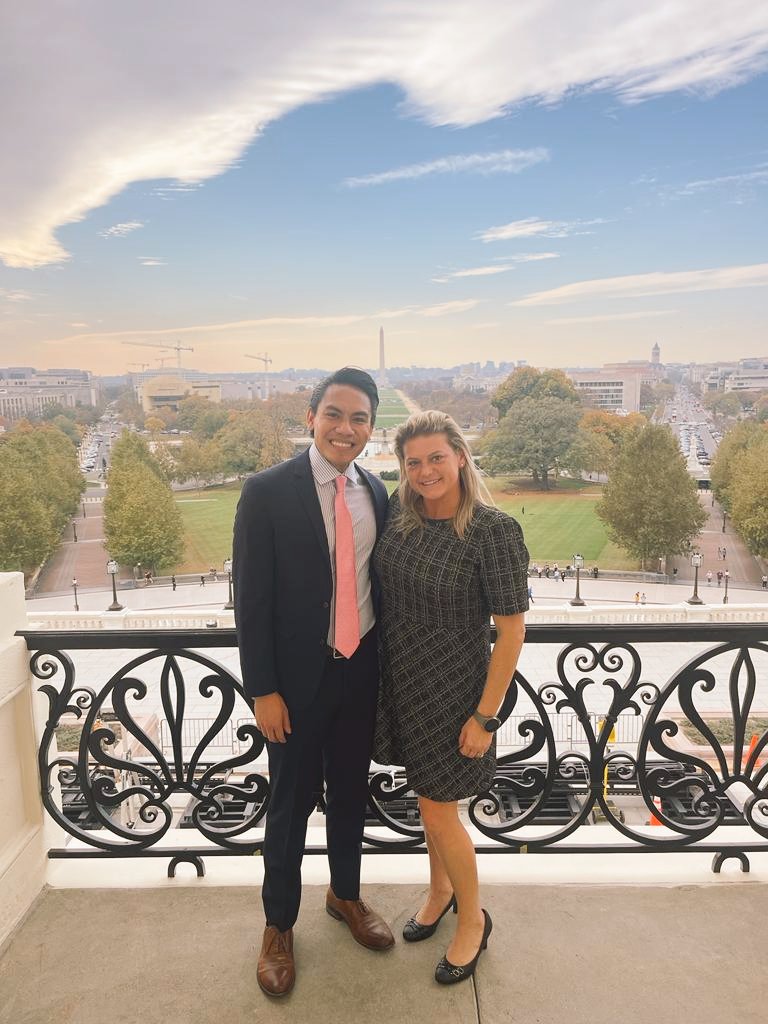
257, 925, 295, 996
325, 889, 395, 950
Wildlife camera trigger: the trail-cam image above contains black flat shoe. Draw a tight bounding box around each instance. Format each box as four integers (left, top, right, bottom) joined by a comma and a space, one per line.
434, 909, 492, 985
402, 894, 457, 943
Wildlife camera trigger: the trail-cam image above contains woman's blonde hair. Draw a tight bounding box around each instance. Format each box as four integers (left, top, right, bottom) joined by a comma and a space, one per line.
393, 410, 494, 538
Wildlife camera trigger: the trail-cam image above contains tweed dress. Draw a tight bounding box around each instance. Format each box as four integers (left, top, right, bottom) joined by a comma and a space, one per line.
373, 498, 529, 801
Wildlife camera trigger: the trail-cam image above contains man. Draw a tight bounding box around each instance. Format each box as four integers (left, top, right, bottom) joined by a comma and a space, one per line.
233, 367, 393, 998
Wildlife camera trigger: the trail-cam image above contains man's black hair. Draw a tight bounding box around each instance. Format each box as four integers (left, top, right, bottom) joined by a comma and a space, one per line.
308, 366, 379, 426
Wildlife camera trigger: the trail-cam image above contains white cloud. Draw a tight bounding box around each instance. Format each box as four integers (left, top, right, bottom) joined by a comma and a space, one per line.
434, 252, 560, 281
671, 166, 768, 198
420, 299, 481, 317
343, 148, 549, 187
3, 2, 767, 268
100, 221, 144, 238
547, 310, 676, 325
139, 257, 166, 266
479, 217, 604, 242
0, 289, 32, 302
512, 263, 768, 306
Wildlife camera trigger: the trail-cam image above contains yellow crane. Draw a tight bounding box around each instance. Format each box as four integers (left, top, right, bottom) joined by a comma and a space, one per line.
244, 352, 272, 400
122, 339, 194, 368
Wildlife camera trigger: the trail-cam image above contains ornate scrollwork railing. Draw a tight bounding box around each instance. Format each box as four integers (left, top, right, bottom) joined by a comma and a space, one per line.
20, 623, 768, 874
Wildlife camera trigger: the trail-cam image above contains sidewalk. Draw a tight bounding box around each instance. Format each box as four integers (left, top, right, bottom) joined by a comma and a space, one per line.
669, 493, 763, 587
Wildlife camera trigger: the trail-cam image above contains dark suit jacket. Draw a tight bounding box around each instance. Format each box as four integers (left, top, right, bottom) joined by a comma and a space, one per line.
233, 448, 388, 708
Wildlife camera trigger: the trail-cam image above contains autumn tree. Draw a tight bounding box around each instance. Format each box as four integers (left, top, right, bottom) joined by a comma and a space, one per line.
728, 436, 768, 557
104, 461, 184, 571
491, 367, 579, 419
482, 395, 583, 489
709, 420, 765, 510
596, 424, 707, 567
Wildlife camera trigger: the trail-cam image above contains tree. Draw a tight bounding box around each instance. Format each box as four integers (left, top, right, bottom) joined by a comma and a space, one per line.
217, 408, 292, 477
728, 437, 768, 557
596, 424, 707, 567
482, 395, 583, 489
174, 437, 223, 489
710, 420, 765, 510
109, 430, 168, 481
104, 461, 184, 571
491, 367, 579, 418
144, 415, 167, 435
0, 421, 85, 574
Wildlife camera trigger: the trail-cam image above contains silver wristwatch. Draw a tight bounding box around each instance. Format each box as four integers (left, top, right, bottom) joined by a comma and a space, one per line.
472, 710, 502, 733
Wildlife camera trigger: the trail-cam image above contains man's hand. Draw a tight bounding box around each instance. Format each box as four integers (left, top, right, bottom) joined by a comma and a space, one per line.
254, 693, 292, 743
458, 717, 492, 759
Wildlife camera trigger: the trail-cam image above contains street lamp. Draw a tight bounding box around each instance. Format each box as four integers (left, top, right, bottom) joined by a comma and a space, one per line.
72, 520, 78, 543
106, 559, 124, 612
570, 553, 585, 607
687, 553, 704, 605
723, 571, 730, 605
72, 578, 79, 612
722, 511, 727, 533
223, 557, 234, 610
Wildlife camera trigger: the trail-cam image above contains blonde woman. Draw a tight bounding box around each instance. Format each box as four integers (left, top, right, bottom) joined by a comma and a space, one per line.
374, 411, 528, 985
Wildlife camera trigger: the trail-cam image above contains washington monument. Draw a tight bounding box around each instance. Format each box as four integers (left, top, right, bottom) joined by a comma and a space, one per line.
378, 326, 388, 386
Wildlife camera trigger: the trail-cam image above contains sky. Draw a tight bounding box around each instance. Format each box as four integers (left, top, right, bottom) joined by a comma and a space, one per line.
1, 2, 767, 376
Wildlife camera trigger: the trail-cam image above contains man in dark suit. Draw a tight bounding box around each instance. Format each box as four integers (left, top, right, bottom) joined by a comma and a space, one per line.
233, 367, 394, 997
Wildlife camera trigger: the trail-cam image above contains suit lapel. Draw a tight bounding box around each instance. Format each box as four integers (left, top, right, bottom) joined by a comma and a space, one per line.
357, 466, 387, 536
292, 449, 332, 573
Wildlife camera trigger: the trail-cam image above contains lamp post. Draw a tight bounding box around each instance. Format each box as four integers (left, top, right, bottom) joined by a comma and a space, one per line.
223, 557, 234, 610
722, 511, 727, 533
723, 571, 729, 605
570, 553, 585, 607
687, 553, 704, 605
72, 578, 79, 612
72, 520, 78, 543
106, 559, 124, 612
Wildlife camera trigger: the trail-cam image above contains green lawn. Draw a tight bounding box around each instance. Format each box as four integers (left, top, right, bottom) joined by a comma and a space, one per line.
375, 388, 410, 428
175, 475, 637, 572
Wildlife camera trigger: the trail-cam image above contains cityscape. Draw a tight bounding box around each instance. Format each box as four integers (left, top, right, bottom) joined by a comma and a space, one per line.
2, 4, 768, 1021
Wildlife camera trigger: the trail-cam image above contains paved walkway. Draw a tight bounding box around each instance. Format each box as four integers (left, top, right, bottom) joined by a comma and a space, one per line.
669, 493, 764, 587
2, 882, 765, 1024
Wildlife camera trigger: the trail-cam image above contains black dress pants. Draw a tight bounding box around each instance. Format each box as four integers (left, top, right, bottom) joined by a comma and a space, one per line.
261, 628, 379, 931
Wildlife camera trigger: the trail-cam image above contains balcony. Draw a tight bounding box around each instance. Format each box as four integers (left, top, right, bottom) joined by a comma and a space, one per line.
2, 571, 768, 1022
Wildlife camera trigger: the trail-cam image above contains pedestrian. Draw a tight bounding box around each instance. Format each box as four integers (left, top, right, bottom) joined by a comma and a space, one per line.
209, 566, 217, 580
537, 566, 542, 579
373, 410, 527, 986
672, 567, 678, 579
199, 574, 205, 586
634, 591, 640, 605
560, 569, 565, 582
722, 547, 727, 559
717, 570, 723, 586
706, 571, 712, 586
528, 583, 534, 603
762, 575, 767, 590
171, 574, 177, 591
717, 546, 722, 559
640, 592, 647, 605
233, 367, 393, 997
144, 570, 152, 585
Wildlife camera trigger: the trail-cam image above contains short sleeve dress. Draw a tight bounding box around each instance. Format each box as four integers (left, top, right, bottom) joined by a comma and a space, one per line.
373, 497, 529, 802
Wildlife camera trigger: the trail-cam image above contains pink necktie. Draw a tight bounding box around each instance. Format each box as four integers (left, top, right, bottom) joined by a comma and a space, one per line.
334, 475, 360, 658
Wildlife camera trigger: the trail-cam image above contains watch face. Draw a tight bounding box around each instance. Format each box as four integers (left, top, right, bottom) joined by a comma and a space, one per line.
484, 717, 502, 733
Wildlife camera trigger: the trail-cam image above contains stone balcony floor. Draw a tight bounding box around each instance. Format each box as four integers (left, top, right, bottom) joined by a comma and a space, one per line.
1, 879, 766, 1024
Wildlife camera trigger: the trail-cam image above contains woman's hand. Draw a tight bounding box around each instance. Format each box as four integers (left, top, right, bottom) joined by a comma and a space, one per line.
458, 716, 492, 759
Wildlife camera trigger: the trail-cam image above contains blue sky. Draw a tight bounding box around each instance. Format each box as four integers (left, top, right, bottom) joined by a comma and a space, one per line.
1, 2, 766, 375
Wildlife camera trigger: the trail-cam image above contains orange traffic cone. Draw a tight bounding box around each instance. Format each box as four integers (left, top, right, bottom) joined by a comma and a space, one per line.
744, 734, 760, 771
649, 795, 663, 826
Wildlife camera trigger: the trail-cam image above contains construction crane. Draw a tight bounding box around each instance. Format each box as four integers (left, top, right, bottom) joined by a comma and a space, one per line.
122, 339, 194, 368
128, 362, 150, 372
244, 352, 273, 400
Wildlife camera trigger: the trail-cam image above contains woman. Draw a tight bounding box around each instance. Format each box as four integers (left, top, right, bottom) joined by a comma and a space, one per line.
374, 411, 528, 985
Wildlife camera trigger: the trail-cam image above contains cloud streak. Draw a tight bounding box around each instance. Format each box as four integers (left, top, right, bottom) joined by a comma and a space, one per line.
478, 217, 604, 242
547, 310, 676, 325
100, 221, 144, 238
434, 252, 560, 281
3, 2, 767, 267
512, 263, 768, 306
343, 148, 548, 187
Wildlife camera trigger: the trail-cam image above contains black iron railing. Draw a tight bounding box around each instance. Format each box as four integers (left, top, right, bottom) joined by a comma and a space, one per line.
19, 624, 768, 876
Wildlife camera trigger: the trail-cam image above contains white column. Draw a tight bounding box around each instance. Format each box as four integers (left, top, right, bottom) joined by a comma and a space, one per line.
0, 572, 47, 947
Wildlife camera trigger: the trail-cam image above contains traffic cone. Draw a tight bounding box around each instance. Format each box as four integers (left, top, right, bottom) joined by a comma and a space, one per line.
649, 795, 663, 826
744, 734, 761, 771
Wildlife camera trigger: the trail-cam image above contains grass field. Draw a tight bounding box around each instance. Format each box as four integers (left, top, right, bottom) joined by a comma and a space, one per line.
374, 387, 410, 428
175, 475, 637, 572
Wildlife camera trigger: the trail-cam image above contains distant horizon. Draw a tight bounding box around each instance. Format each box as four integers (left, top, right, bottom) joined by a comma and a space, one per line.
2, 5, 766, 373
